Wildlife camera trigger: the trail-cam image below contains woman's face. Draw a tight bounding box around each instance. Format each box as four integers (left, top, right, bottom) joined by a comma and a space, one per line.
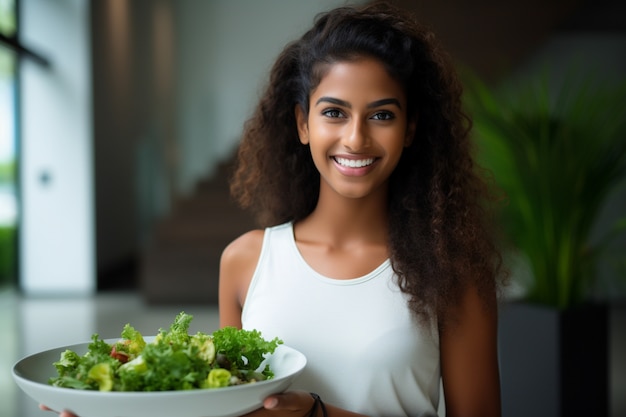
296, 57, 415, 201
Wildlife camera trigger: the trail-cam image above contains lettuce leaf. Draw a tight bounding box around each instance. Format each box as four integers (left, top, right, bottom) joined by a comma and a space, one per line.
48, 312, 282, 391
211, 327, 282, 378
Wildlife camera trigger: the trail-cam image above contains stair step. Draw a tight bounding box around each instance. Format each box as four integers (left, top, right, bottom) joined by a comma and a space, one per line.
140, 157, 256, 305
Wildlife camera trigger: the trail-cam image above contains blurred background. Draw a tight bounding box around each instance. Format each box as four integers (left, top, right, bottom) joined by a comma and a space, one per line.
1, 0, 625, 416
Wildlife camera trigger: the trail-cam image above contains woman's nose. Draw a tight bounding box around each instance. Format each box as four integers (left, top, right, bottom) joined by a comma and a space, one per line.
342, 118, 369, 151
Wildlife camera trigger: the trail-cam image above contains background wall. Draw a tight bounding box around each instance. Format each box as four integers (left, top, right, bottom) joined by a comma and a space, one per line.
19, 0, 94, 295
173, 0, 366, 195
92, 0, 368, 288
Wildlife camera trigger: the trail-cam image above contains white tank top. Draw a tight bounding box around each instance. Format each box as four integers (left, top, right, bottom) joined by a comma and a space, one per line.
242, 222, 441, 417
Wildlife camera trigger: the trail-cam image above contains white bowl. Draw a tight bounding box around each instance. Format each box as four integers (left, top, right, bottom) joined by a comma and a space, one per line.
12, 339, 306, 417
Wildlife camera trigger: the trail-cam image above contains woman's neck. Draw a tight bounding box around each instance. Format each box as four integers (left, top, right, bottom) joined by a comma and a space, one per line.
297, 183, 389, 248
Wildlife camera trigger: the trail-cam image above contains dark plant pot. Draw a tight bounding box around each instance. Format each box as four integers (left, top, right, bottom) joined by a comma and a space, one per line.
498, 301, 608, 417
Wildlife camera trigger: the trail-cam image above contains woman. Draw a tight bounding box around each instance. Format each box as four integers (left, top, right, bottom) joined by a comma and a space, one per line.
44, 2, 505, 416
220, 3, 504, 416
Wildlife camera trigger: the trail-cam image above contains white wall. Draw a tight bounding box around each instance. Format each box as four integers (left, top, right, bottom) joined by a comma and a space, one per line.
173, 0, 367, 195
19, 0, 95, 295
94, 1, 368, 274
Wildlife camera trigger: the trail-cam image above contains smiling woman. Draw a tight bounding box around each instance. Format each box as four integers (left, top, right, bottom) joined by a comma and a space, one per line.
223, 3, 505, 417
41, 3, 506, 417
295, 58, 413, 201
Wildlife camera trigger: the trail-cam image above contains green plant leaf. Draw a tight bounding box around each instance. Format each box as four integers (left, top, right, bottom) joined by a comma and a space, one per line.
464, 70, 626, 309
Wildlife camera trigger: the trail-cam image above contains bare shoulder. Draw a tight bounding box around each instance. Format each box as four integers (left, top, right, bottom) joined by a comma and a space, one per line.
219, 229, 265, 328
221, 229, 265, 269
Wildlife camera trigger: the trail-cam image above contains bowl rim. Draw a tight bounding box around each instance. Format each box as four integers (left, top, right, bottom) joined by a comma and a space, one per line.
12, 338, 306, 395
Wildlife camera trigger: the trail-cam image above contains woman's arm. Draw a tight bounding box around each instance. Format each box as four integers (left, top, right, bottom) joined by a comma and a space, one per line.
440, 285, 501, 417
218, 229, 265, 329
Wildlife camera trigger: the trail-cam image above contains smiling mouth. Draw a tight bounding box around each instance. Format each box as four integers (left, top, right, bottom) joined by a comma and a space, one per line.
333, 157, 375, 168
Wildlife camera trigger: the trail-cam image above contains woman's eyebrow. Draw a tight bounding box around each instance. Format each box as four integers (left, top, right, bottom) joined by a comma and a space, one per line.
367, 98, 402, 109
315, 97, 350, 107
315, 97, 402, 109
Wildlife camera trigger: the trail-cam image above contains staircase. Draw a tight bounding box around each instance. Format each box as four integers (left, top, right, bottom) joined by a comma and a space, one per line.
139, 161, 257, 305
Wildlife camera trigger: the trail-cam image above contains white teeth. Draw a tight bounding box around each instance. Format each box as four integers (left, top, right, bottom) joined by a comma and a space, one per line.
335, 157, 375, 168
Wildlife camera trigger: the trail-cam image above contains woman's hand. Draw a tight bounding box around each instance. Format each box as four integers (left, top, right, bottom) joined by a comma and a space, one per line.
39, 405, 78, 417
39, 391, 316, 417
243, 390, 316, 417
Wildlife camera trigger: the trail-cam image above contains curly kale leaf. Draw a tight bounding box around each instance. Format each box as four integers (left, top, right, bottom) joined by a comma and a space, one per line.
49, 334, 119, 390
157, 311, 193, 347
211, 327, 282, 372
48, 313, 283, 391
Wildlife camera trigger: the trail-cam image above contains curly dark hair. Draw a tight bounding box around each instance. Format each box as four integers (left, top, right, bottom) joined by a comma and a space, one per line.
230, 1, 506, 326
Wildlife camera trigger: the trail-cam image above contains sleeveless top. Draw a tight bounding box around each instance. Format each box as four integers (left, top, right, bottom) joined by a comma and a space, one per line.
242, 222, 441, 417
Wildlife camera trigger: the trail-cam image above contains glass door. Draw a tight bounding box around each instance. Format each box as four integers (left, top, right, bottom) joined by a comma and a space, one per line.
0, 0, 18, 289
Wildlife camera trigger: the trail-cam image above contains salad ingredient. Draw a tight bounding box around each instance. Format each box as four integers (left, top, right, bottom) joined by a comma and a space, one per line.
212, 326, 279, 374
87, 363, 113, 392
206, 369, 231, 388
49, 312, 282, 392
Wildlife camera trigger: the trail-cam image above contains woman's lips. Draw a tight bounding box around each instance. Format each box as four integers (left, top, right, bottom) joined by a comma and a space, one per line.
334, 156, 375, 168
332, 156, 377, 176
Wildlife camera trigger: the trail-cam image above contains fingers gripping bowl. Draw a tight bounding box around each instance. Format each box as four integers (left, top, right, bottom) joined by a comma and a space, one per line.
12, 313, 306, 417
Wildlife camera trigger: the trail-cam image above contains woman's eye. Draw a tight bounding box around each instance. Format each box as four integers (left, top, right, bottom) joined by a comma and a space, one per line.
371, 111, 395, 121
322, 108, 344, 118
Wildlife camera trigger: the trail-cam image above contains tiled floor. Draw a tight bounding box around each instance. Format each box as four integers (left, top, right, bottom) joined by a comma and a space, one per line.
2, 287, 625, 417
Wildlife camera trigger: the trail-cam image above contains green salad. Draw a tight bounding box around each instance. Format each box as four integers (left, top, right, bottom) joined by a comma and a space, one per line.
49, 312, 283, 392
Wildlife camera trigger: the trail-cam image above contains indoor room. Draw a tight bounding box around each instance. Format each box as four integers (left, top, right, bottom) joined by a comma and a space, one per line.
1, 1, 625, 416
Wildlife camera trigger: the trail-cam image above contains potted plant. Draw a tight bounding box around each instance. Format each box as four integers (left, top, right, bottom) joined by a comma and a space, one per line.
463, 70, 626, 417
